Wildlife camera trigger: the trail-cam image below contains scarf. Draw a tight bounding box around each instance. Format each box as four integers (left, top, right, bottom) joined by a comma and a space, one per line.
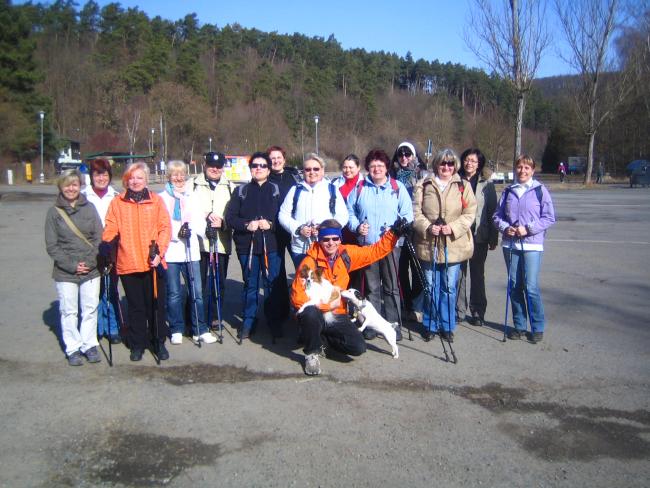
395, 167, 416, 188
165, 182, 184, 221
340, 173, 361, 200
126, 188, 149, 202
92, 186, 108, 198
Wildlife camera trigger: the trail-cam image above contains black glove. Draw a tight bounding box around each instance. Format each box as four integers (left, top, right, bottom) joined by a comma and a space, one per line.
178, 222, 191, 240
205, 222, 219, 241
390, 217, 411, 237
148, 240, 160, 261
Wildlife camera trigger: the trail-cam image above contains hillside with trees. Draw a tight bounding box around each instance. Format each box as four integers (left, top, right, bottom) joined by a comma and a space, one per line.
1, 0, 647, 177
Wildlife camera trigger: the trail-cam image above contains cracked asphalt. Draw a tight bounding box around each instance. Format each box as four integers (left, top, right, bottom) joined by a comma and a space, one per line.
0, 183, 648, 487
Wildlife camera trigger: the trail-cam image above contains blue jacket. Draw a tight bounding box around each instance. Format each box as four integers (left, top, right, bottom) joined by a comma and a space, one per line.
346, 175, 413, 244
493, 179, 555, 249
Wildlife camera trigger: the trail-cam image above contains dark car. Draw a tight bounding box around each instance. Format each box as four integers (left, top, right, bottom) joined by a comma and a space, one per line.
630, 162, 650, 188
625, 159, 649, 177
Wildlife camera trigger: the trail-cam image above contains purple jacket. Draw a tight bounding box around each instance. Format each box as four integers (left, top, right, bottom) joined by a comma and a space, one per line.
493, 180, 555, 247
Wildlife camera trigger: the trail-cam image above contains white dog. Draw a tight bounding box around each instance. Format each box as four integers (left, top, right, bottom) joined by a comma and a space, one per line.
297, 267, 341, 322
341, 288, 399, 359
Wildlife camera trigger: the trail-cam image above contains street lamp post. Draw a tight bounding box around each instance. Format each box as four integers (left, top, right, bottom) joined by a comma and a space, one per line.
209, 137, 212, 152
313, 115, 319, 155
150, 128, 154, 154
38, 111, 45, 183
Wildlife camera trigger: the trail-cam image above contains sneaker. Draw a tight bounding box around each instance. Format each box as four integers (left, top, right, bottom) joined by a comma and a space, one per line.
67, 350, 83, 366
157, 342, 170, 360
237, 328, 251, 342
170, 333, 183, 345
441, 331, 455, 343
193, 332, 217, 344
508, 329, 524, 340
130, 349, 144, 361
529, 332, 544, 344
84, 346, 101, 363
304, 353, 321, 376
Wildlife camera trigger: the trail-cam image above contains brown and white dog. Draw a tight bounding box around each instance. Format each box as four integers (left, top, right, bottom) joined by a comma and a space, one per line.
341, 288, 399, 359
297, 267, 341, 321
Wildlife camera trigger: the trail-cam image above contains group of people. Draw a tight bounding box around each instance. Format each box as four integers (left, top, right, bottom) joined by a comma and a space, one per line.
45, 142, 555, 375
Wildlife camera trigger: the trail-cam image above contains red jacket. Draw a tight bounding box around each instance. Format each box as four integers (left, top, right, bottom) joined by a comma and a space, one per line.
291, 231, 399, 314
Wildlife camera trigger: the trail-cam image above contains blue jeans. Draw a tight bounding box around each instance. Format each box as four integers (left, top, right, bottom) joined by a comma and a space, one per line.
503, 248, 545, 333
238, 251, 283, 335
289, 249, 307, 269
166, 261, 207, 336
418, 259, 461, 333
97, 273, 120, 338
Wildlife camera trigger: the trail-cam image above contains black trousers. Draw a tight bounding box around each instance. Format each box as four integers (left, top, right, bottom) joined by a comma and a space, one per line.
399, 241, 423, 311
456, 242, 489, 319
121, 268, 168, 350
298, 306, 366, 356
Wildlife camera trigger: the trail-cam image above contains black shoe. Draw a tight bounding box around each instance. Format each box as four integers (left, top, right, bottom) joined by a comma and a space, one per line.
130, 349, 144, 361
529, 332, 543, 344
237, 328, 251, 343
422, 329, 434, 342
441, 331, 455, 343
109, 336, 122, 345
363, 328, 377, 340
474, 317, 485, 327
157, 342, 169, 360
508, 329, 524, 340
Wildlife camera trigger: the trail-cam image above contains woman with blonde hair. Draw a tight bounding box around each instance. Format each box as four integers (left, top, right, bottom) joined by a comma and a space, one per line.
103, 162, 171, 361
45, 169, 103, 365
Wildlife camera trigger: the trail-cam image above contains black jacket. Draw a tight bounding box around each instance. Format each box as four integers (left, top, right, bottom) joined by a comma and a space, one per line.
269, 166, 301, 247
225, 180, 281, 255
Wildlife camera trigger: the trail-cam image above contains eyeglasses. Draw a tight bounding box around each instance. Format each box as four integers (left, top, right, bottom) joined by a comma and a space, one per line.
303, 167, 321, 172
320, 236, 341, 243
464, 159, 479, 164
440, 161, 455, 167
250, 163, 268, 169
398, 151, 412, 158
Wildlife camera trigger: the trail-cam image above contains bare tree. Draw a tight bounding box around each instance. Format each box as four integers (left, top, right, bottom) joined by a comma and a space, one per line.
555, 0, 632, 183
466, 0, 550, 167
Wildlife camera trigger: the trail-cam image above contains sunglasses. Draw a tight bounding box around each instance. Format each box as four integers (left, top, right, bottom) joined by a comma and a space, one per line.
440, 161, 455, 167
303, 167, 321, 172
398, 151, 412, 158
320, 236, 341, 243
250, 163, 268, 169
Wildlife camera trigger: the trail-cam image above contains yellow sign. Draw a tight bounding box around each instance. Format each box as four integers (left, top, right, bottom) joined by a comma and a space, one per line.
223, 155, 251, 183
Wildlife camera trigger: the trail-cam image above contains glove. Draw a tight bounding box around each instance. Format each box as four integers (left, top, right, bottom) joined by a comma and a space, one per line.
390, 217, 411, 237
178, 222, 191, 240
148, 240, 160, 261
205, 222, 219, 240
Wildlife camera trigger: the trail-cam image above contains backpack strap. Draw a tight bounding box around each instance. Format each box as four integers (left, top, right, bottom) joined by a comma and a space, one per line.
328, 182, 336, 216
291, 185, 304, 219
339, 249, 352, 273
237, 183, 248, 200
456, 180, 468, 209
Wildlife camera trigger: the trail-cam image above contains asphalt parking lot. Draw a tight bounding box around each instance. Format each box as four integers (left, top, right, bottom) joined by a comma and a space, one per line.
0, 183, 648, 487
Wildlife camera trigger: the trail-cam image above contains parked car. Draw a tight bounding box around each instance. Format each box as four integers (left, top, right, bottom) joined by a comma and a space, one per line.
625, 159, 649, 177
630, 161, 650, 188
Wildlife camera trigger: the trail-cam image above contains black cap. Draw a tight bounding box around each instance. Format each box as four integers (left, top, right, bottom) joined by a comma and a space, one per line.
204, 152, 226, 168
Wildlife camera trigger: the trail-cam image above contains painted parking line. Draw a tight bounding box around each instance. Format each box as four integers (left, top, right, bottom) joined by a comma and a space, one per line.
548, 238, 650, 245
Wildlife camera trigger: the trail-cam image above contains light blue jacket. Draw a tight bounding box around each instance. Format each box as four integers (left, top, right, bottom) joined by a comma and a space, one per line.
346, 175, 413, 245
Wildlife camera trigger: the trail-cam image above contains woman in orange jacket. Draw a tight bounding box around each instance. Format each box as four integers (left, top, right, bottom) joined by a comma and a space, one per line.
291, 218, 407, 376
103, 162, 171, 362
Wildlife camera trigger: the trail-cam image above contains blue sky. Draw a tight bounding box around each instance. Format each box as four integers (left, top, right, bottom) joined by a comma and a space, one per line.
41, 0, 575, 77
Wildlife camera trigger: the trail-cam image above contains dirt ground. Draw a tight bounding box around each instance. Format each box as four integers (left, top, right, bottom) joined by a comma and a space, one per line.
0, 183, 648, 487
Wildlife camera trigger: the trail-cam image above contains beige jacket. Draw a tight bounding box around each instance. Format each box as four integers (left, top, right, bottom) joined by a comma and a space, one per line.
192, 172, 235, 254
412, 173, 477, 263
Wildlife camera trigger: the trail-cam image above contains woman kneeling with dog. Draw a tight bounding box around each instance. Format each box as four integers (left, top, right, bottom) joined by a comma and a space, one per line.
291, 218, 409, 375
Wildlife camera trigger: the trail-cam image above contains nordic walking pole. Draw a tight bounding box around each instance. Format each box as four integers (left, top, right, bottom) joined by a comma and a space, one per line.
388, 233, 411, 341
503, 238, 514, 343
432, 235, 450, 361
519, 236, 533, 336
182, 223, 201, 348
211, 239, 224, 343
149, 240, 161, 365
104, 271, 114, 366
403, 233, 433, 342
442, 235, 458, 364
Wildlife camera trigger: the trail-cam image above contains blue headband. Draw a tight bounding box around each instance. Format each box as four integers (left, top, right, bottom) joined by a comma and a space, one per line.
318, 227, 342, 240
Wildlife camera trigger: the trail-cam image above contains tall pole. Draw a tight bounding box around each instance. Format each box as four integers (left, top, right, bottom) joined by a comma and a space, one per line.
209, 137, 212, 152
313, 114, 319, 155
39, 111, 45, 183
150, 128, 154, 155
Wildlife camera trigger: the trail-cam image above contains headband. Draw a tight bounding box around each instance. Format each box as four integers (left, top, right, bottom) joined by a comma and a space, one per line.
318, 227, 342, 240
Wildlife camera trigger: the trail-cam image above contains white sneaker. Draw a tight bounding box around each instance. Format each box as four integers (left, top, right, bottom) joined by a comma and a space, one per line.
304, 353, 321, 376
170, 333, 183, 345
193, 332, 217, 344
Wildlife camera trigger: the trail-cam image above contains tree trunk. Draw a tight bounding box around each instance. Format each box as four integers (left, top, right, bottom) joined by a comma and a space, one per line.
585, 131, 596, 185
513, 92, 525, 168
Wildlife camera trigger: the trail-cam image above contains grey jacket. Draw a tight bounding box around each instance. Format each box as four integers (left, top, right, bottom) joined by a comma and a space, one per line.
467, 167, 499, 246
45, 193, 103, 283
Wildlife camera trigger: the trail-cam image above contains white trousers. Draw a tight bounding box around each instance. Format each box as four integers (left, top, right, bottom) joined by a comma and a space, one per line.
56, 278, 100, 355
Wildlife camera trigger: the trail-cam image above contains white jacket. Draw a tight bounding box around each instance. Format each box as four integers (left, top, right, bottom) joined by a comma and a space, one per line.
159, 186, 205, 263
81, 185, 119, 226
278, 179, 349, 254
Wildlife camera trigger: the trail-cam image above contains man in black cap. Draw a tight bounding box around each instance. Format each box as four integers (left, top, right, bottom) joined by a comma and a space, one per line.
194, 152, 236, 326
